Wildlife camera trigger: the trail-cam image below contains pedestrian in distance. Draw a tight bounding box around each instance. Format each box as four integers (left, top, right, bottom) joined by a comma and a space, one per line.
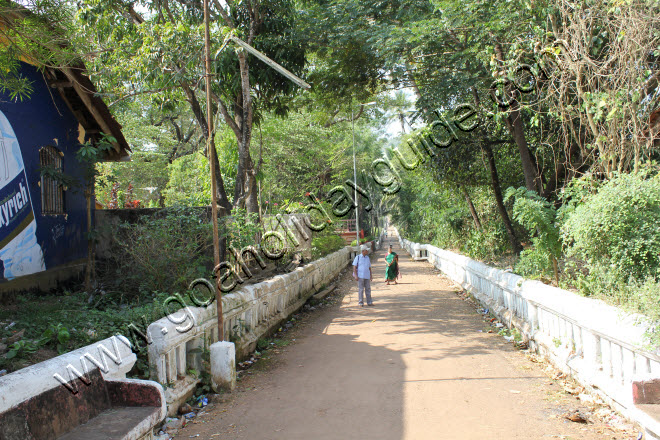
352, 244, 373, 307
384, 245, 399, 285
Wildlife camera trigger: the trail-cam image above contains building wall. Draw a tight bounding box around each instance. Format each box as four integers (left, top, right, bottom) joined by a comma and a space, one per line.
0, 62, 90, 290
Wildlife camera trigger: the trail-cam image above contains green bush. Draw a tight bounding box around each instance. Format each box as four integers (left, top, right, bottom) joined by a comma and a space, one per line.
349, 237, 369, 246
505, 187, 561, 281
163, 154, 212, 206
515, 247, 554, 279
440, 207, 466, 234
223, 208, 261, 251
562, 169, 660, 284
461, 222, 508, 262
41, 323, 71, 354
313, 234, 346, 259
105, 206, 213, 298
629, 277, 660, 334
0, 289, 182, 376
4, 340, 41, 360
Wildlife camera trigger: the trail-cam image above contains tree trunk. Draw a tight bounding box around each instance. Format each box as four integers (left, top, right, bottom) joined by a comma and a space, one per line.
208, 134, 232, 212
181, 81, 232, 212
482, 142, 522, 254
552, 256, 559, 286
506, 102, 542, 194
233, 50, 259, 214
247, 173, 259, 214
490, 37, 542, 195
460, 184, 482, 230
218, 205, 227, 263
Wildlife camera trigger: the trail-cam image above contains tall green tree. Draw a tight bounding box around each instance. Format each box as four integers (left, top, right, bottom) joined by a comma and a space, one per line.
77, 0, 307, 214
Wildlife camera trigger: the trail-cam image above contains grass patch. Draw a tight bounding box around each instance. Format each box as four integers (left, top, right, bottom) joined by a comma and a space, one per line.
0, 289, 191, 377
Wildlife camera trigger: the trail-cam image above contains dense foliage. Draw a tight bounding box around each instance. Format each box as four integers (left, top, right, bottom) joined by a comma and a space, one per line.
562, 169, 660, 292
101, 207, 214, 298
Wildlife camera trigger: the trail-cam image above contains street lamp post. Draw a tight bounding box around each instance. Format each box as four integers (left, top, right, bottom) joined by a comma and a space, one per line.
202, 2, 310, 337
351, 101, 376, 247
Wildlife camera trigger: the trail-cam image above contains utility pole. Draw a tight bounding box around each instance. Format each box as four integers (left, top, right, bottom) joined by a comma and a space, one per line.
351, 101, 359, 247
203, 3, 310, 340
350, 101, 376, 245
203, 0, 224, 341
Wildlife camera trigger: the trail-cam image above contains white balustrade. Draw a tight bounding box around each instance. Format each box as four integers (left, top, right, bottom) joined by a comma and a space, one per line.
146, 246, 352, 415
397, 230, 660, 436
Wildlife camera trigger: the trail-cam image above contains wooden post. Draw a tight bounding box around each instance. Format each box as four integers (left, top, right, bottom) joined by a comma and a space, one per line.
204, 0, 224, 341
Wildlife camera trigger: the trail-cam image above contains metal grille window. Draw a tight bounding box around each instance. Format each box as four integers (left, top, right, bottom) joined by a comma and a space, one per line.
39, 146, 65, 215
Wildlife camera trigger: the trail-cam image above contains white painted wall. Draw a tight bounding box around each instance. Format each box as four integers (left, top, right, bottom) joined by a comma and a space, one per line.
0, 334, 167, 428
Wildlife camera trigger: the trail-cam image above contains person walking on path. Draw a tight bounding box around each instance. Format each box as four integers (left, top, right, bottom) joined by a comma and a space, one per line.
384, 245, 399, 285
352, 244, 373, 307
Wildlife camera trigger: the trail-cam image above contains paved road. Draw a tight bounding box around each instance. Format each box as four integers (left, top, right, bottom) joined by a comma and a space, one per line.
174, 232, 636, 440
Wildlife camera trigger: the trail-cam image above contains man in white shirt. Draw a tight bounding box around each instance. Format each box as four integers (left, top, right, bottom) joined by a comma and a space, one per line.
352, 244, 373, 307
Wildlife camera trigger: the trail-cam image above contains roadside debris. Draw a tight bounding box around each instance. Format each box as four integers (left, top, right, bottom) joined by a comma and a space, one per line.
564, 409, 589, 423
158, 416, 186, 438
562, 382, 584, 396
196, 395, 208, 408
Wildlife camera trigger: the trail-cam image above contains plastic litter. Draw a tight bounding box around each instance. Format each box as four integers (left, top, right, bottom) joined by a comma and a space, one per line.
184, 411, 196, 419
196, 395, 208, 408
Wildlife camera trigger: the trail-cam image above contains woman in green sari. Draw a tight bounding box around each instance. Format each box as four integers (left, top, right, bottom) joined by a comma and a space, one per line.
385, 245, 399, 285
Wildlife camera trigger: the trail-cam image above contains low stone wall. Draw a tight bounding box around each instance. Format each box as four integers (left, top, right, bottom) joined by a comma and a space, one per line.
396, 231, 660, 439
0, 335, 166, 439
146, 245, 354, 415
0, 234, 381, 423
0, 335, 137, 414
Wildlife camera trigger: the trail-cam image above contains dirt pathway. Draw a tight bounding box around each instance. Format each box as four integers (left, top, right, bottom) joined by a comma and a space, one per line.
173, 232, 638, 440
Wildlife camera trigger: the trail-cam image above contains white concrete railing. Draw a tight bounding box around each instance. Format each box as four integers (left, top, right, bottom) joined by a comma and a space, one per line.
397, 232, 660, 438
147, 246, 353, 415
